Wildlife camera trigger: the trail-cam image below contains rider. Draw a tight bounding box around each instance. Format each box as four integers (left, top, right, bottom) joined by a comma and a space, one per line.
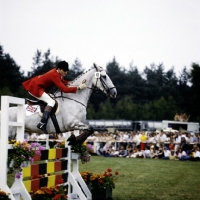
22, 60, 86, 134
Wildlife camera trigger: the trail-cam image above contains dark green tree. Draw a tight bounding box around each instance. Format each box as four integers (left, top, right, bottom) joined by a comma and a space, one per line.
106, 57, 127, 100
66, 58, 84, 80
0, 45, 24, 93
189, 63, 200, 122
27, 49, 55, 78
126, 62, 146, 104
143, 63, 166, 101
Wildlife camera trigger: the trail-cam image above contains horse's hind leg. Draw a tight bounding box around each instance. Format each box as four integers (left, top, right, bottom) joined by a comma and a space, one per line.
67, 125, 94, 145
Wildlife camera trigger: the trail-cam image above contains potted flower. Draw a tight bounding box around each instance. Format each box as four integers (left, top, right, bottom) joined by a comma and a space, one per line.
80, 171, 93, 191
71, 143, 91, 164
0, 188, 11, 200
30, 179, 68, 200
7, 140, 44, 178
81, 168, 119, 200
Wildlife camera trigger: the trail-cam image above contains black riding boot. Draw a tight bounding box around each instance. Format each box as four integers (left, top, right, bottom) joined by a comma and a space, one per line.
37, 105, 52, 134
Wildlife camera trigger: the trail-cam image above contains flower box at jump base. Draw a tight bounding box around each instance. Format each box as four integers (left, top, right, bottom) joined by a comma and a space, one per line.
81, 168, 119, 200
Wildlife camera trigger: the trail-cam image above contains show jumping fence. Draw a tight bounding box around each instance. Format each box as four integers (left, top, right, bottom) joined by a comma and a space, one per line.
0, 96, 91, 200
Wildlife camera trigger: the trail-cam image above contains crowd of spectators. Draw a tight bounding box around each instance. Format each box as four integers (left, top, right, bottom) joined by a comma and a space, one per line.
24, 128, 200, 161
85, 129, 200, 161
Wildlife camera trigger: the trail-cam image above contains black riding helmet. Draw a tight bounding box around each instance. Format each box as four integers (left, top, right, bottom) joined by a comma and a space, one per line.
57, 61, 69, 72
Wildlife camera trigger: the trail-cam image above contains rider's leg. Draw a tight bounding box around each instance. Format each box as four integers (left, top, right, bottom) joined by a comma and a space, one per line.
29, 92, 55, 134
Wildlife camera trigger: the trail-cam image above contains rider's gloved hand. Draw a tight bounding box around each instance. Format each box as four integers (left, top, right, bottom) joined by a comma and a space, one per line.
78, 79, 86, 90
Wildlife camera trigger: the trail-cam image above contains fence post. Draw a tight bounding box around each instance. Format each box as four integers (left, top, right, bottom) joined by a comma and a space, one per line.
0, 96, 25, 200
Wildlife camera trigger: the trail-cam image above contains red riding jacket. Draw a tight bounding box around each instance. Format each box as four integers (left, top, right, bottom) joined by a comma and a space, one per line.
22, 68, 77, 97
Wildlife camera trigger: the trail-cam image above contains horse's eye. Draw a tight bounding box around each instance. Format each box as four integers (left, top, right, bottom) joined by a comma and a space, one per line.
101, 75, 106, 79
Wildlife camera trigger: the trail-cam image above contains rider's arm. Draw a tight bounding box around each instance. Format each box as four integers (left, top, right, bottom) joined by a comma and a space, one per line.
53, 75, 78, 93
61, 79, 70, 85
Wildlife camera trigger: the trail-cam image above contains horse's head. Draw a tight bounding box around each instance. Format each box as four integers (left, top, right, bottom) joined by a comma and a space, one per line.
92, 63, 117, 98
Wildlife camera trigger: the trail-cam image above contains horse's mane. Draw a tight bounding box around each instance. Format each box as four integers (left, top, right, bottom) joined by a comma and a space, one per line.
69, 67, 94, 85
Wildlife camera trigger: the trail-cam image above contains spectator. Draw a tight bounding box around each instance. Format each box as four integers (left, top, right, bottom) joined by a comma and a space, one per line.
180, 137, 188, 152
158, 130, 167, 148
143, 146, 151, 158
175, 147, 182, 160
134, 131, 142, 148
169, 151, 175, 160
190, 147, 200, 161
136, 149, 144, 158
157, 147, 164, 159
127, 132, 133, 146
126, 144, 133, 158
186, 133, 194, 151
30, 132, 39, 140
130, 147, 139, 158
104, 145, 115, 157
168, 139, 175, 151
155, 132, 160, 148
87, 133, 96, 146
140, 132, 147, 150
58, 133, 65, 140
150, 148, 159, 159
147, 132, 156, 149
38, 133, 47, 140
118, 146, 128, 157
162, 146, 171, 160
180, 149, 190, 161
174, 132, 182, 151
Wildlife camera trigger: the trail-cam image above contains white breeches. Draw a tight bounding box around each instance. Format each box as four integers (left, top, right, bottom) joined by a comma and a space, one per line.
29, 92, 55, 107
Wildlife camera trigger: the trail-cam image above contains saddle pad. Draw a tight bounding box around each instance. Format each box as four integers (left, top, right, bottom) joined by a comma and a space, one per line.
25, 105, 40, 116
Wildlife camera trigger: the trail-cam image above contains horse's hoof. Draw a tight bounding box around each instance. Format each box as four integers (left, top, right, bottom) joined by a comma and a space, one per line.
67, 134, 76, 145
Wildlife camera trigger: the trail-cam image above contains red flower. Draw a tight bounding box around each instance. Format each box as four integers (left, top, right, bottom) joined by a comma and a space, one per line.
107, 168, 112, 172
53, 194, 61, 200
109, 173, 112, 176
115, 171, 119, 175
58, 179, 64, 184
45, 188, 52, 195
98, 179, 103, 183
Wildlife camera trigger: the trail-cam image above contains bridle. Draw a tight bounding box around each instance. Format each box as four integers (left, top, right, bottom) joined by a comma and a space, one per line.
89, 68, 116, 96
53, 68, 116, 107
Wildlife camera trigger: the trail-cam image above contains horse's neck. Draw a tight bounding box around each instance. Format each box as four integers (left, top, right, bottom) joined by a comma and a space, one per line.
58, 68, 94, 107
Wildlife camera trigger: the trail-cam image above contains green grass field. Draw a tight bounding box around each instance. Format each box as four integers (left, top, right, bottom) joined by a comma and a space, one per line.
79, 156, 200, 200
7, 156, 200, 200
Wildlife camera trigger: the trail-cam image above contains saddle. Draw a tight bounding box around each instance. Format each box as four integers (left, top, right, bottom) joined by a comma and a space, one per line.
26, 98, 61, 134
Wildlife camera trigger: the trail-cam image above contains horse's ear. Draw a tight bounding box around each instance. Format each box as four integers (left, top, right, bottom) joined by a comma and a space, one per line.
93, 63, 98, 69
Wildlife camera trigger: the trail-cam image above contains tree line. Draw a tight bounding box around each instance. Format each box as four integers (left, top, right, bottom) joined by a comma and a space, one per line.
0, 45, 200, 123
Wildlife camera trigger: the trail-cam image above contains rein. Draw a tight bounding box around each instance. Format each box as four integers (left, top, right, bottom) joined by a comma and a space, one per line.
52, 67, 115, 107
52, 93, 87, 107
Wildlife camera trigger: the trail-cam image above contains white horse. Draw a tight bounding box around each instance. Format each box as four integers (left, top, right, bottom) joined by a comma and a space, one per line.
0, 64, 117, 140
